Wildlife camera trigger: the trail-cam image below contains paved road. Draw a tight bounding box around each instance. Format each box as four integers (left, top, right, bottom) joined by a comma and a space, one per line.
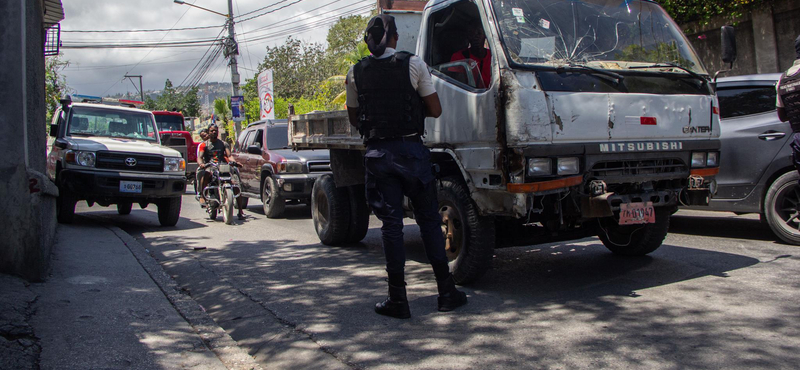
78, 190, 800, 370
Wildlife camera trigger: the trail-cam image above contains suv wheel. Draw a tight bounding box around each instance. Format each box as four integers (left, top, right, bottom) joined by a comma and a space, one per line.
262, 176, 285, 218
158, 197, 181, 226
117, 202, 133, 215
764, 171, 800, 245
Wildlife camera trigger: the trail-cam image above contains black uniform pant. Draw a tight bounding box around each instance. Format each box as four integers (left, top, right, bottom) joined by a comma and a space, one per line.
792, 133, 800, 174
364, 139, 449, 278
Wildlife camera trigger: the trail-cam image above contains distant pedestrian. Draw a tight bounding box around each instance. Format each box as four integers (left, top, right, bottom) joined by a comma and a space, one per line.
344, 15, 467, 319
777, 34, 800, 174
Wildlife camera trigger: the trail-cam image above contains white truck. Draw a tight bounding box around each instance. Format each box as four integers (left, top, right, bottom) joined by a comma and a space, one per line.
290, 0, 723, 284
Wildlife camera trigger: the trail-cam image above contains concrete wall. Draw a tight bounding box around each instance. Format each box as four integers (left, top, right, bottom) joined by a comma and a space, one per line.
0, 0, 58, 281
682, 0, 800, 77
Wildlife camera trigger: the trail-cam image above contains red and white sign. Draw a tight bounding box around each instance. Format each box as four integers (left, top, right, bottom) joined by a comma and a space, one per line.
258, 69, 275, 120
625, 116, 658, 126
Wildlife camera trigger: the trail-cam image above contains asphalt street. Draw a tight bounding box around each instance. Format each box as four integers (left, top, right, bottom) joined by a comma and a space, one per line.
76, 189, 800, 370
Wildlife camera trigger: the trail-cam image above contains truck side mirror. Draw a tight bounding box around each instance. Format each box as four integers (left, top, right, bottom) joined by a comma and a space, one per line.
247, 145, 262, 155
721, 26, 736, 67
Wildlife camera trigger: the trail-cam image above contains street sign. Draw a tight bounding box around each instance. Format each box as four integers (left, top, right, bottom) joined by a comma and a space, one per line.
258, 69, 274, 120
231, 96, 244, 122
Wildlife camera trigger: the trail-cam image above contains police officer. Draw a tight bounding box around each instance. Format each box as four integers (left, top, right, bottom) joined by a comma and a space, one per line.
345, 15, 468, 319
777, 35, 800, 173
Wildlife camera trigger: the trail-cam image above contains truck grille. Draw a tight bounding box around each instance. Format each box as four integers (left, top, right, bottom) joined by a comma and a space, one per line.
590, 158, 687, 181
307, 161, 331, 173
96, 152, 164, 172
166, 137, 187, 146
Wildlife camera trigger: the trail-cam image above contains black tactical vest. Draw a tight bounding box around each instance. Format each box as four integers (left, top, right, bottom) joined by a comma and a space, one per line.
353, 52, 425, 140
779, 70, 800, 132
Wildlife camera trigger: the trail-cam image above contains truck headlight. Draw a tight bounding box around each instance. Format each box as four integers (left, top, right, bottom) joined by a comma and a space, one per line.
65, 150, 96, 167
527, 158, 552, 177
164, 157, 185, 172
691, 152, 707, 168
557, 157, 580, 175
279, 160, 304, 173
706, 151, 719, 167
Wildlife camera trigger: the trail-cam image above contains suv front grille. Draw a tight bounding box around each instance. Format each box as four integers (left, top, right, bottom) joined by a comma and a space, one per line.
307, 161, 331, 173
591, 158, 687, 181
96, 151, 164, 172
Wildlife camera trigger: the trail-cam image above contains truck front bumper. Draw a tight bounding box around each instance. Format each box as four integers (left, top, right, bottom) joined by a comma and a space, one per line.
273, 173, 328, 199
60, 169, 186, 201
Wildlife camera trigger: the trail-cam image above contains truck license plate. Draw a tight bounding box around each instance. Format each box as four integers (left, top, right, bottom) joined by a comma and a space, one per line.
120, 181, 142, 193
618, 202, 655, 225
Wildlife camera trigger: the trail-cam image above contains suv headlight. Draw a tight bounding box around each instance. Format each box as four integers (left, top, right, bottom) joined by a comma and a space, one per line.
65, 150, 96, 167
164, 157, 186, 172
279, 160, 304, 173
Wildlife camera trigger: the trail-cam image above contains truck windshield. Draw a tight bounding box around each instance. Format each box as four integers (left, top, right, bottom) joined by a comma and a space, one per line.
492, 0, 707, 75
68, 106, 158, 142
155, 114, 185, 131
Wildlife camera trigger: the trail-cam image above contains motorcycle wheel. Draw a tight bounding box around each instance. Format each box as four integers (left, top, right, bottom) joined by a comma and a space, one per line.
208, 206, 218, 220
223, 188, 234, 225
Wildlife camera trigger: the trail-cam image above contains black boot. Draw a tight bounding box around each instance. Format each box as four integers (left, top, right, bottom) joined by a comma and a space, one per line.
375, 282, 411, 319
436, 274, 467, 312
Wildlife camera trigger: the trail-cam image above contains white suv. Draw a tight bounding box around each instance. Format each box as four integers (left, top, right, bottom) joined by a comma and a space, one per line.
47, 98, 187, 226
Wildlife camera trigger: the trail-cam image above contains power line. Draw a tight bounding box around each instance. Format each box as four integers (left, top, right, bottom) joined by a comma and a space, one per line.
243, 4, 373, 44
239, 0, 370, 37
62, 24, 224, 33
236, 0, 305, 23
235, 0, 294, 19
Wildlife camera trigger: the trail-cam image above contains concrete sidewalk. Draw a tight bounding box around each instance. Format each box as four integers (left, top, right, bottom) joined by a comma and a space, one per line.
1, 219, 261, 369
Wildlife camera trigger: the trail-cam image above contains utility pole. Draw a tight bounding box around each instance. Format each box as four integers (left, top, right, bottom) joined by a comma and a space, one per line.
225, 0, 242, 138
124, 74, 144, 102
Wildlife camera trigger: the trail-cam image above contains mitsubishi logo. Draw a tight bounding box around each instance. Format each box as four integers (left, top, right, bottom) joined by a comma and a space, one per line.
125, 157, 137, 167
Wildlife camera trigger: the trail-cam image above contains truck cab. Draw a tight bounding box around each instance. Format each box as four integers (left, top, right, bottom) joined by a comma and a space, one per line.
153, 110, 199, 180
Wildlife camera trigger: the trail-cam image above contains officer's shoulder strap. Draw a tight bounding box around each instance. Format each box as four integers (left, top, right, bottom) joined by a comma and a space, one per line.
394, 51, 415, 61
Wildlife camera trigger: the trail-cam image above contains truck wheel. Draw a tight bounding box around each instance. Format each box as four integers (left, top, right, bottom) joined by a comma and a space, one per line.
312, 174, 351, 245
262, 176, 285, 218
157, 197, 181, 227
597, 207, 670, 256
222, 188, 235, 225
117, 202, 133, 215
764, 171, 800, 245
438, 177, 495, 285
347, 185, 370, 243
56, 189, 77, 224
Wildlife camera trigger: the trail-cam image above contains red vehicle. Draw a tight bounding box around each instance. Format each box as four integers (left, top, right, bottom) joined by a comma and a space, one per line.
153, 111, 199, 180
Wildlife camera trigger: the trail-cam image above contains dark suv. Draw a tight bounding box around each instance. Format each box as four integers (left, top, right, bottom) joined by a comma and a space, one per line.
685, 73, 799, 244
232, 119, 331, 218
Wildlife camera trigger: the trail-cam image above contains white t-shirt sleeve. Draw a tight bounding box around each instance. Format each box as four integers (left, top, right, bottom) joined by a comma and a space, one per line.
409, 56, 436, 97
345, 65, 359, 108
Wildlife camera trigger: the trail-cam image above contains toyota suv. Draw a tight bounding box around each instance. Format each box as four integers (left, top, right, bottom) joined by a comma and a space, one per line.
47, 97, 187, 226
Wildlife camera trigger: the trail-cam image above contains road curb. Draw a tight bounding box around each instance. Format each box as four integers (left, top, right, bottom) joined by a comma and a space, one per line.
106, 224, 263, 370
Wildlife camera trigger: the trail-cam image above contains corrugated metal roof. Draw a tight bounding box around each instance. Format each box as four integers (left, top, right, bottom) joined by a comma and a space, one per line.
42, 0, 64, 28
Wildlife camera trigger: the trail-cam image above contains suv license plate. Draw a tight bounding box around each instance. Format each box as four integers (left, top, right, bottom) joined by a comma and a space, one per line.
619, 202, 655, 225
120, 181, 142, 193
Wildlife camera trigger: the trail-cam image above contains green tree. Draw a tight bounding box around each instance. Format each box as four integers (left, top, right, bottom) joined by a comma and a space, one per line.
326, 15, 370, 56
213, 97, 234, 143
258, 37, 337, 100
45, 55, 71, 125
660, 0, 769, 25
182, 86, 202, 117
156, 79, 182, 111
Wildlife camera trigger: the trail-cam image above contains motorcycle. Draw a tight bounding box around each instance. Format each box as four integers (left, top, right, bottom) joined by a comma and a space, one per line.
200, 161, 242, 225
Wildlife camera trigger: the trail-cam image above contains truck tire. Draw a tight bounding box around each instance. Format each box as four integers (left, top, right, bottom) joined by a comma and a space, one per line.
56, 189, 77, 224
222, 188, 235, 225
312, 174, 351, 245
764, 171, 800, 245
347, 185, 370, 243
437, 177, 495, 285
157, 197, 181, 227
597, 206, 670, 256
262, 176, 285, 218
117, 202, 133, 215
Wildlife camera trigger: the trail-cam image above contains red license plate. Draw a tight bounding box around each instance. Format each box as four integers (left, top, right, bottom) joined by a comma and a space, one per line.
618, 202, 655, 225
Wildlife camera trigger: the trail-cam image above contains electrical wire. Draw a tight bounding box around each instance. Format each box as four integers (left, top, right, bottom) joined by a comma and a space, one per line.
62, 24, 224, 33
239, 0, 369, 36
235, 0, 295, 19
236, 0, 305, 23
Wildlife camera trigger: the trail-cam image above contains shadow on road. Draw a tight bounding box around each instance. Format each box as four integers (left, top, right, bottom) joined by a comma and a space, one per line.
668, 213, 777, 242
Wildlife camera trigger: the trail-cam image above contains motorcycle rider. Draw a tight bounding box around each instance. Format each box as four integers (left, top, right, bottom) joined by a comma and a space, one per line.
196, 124, 244, 219
777, 35, 800, 175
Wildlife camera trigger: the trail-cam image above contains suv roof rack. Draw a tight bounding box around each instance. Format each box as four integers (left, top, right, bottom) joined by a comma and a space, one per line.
70, 94, 144, 109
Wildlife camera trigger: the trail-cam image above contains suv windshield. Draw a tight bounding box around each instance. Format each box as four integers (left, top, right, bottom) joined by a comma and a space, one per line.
68, 106, 158, 141
155, 114, 185, 131
492, 0, 706, 75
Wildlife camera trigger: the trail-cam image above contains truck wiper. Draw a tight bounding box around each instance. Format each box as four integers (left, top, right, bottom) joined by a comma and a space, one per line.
628, 62, 708, 83
556, 63, 625, 84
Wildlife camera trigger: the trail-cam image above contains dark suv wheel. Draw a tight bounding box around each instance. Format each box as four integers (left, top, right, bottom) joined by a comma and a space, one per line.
764, 171, 800, 245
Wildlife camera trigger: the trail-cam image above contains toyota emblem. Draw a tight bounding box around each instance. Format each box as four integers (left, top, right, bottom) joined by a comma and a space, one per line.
125, 157, 137, 167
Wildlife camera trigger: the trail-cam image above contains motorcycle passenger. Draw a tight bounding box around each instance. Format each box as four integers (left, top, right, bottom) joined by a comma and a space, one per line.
777, 34, 800, 175
196, 124, 244, 218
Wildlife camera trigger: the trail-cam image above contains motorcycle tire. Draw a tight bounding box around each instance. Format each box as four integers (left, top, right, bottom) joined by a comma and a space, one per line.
208, 206, 218, 220
223, 188, 235, 225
